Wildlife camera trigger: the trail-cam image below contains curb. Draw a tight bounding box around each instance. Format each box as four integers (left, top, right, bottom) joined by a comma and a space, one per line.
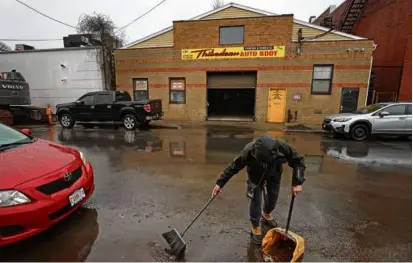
285, 129, 326, 134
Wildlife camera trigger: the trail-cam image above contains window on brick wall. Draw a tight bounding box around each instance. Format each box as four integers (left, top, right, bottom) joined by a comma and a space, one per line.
219, 26, 244, 45
311, 65, 334, 95
170, 78, 186, 104
133, 78, 149, 101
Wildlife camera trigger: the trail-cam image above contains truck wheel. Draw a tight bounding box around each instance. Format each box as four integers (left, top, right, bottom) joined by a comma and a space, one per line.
122, 114, 137, 130
59, 113, 75, 128
350, 124, 369, 141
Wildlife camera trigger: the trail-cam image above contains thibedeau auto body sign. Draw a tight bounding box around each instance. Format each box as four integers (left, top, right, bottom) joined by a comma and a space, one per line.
181, 46, 285, 60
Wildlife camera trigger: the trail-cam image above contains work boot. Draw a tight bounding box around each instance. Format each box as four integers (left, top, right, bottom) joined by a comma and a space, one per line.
261, 212, 278, 228
250, 226, 262, 245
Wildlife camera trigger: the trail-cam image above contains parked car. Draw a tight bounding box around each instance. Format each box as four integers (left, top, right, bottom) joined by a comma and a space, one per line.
0, 123, 94, 246
56, 91, 163, 130
322, 102, 412, 141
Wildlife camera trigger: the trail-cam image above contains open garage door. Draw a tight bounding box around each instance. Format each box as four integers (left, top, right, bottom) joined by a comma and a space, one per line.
207, 72, 256, 120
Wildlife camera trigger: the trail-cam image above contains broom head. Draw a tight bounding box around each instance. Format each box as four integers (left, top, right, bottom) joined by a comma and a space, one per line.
162, 228, 187, 257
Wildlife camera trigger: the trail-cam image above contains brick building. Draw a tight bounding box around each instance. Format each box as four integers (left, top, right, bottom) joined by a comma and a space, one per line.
313, 0, 412, 102
115, 3, 374, 125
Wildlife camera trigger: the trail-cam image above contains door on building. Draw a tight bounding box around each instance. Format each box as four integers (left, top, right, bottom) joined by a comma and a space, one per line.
207, 72, 256, 120
340, 88, 359, 113
267, 89, 286, 123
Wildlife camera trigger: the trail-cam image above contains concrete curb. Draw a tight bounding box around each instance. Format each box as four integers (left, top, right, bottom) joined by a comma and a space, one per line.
285, 129, 326, 134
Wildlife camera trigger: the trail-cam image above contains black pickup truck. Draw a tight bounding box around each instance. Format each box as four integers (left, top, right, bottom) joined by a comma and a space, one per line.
56, 91, 163, 130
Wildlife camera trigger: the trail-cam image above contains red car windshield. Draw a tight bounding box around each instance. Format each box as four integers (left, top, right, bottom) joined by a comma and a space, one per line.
0, 124, 32, 149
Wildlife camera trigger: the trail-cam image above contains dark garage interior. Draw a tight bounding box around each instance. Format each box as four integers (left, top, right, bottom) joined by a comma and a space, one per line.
207, 72, 256, 119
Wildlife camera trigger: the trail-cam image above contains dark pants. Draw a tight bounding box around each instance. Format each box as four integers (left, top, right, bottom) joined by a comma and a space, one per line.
249, 175, 281, 227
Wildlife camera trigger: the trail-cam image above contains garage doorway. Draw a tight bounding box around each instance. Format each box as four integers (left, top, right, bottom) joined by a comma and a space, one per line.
207, 72, 256, 120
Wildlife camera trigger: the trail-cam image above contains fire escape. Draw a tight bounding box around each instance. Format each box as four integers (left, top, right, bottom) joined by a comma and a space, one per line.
338, 0, 368, 33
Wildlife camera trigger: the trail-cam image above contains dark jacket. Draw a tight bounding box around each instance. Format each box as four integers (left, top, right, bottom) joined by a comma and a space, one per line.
215, 135, 306, 188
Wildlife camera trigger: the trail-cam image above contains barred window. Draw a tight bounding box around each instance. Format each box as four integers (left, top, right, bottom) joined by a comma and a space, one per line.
133, 79, 149, 101
170, 78, 185, 104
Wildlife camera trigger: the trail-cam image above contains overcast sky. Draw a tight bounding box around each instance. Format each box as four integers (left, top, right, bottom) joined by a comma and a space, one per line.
0, 0, 343, 49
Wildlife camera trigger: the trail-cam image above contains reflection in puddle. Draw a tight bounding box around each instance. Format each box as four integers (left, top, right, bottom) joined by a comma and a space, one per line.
170, 142, 186, 157
320, 140, 412, 169
58, 129, 163, 153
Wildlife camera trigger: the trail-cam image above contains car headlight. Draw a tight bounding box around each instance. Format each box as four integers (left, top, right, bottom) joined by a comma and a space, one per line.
79, 150, 87, 165
333, 117, 352, 122
0, 190, 31, 207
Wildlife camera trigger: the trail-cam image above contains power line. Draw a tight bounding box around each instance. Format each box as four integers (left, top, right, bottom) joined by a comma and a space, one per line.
118, 0, 167, 31
15, 0, 77, 29
0, 38, 61, 41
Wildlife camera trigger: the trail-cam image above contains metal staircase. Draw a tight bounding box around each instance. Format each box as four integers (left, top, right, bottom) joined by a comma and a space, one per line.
338, 0, 368, 33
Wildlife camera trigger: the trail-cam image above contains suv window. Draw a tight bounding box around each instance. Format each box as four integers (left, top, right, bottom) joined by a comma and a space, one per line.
380, 105, 406, 116
95, 94, 112, 104
79, 95, 94, 105
406, 104, 412, 115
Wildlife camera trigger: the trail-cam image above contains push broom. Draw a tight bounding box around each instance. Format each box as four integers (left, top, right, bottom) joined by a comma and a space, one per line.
162, 194, 218, 257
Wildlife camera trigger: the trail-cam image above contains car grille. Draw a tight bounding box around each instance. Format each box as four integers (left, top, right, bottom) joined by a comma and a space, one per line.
48, 188, 91, 220
36, 166, 82, 195
0, 225, 25, 237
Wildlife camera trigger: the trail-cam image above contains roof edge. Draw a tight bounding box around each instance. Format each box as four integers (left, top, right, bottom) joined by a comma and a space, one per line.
293, 19, 366, 40
122, 2, 365, 49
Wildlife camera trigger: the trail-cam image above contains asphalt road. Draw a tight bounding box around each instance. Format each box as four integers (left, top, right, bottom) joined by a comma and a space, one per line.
0, 125, 411, 261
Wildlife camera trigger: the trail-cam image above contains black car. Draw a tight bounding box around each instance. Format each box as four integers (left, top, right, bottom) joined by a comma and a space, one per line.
56, 91, 163, 130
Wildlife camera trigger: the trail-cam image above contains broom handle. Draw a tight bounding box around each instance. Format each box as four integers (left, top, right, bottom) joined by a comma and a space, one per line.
181, 194, 218, 236
285, 194, 295, 234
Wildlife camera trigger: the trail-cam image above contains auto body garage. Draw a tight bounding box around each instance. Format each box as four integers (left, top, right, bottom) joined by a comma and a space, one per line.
115, 3, 374, 126
207, 72, 256, 120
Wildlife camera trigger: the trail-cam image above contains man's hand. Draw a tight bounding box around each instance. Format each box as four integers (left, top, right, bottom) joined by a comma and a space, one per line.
212, 185, 221, 197
292, 185, 303, 196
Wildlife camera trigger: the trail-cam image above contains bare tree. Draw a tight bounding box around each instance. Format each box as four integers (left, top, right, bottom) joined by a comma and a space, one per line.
0, 41, 11, 52
77, 13, 123, 90
212, 0, 225, 9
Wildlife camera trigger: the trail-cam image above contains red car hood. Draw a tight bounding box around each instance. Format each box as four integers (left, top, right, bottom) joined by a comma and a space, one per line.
0, 139, 79, 188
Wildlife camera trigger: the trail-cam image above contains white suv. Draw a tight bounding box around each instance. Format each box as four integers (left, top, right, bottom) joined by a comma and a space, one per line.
322, 102, 412, 141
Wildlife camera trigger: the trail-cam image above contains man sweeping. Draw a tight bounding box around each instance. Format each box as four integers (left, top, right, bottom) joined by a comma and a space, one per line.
211, 135, 306, 245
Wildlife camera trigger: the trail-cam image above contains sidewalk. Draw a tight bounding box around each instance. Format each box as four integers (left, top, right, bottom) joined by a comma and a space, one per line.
156, 120, 325, 133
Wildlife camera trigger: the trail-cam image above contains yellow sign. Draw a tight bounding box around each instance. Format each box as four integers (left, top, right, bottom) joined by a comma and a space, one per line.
181, 46, 285, 60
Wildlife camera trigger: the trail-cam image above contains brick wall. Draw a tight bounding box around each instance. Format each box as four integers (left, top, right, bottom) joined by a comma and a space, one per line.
173, 15, 293, 49
116, 19, 373, 124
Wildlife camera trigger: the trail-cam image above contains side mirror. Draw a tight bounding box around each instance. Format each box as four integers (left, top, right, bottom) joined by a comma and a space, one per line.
75, 100, 84, 105
21, 128, 32, 136
379, 111, 390, 117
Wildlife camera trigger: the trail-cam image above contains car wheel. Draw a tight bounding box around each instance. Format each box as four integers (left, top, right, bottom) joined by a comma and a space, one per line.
122, 114, 137, 130
350, 124, 369, 141
59, 113, 75, 128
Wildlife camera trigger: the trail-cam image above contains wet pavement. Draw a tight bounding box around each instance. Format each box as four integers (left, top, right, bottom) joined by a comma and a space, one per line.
0, 125, 411, 261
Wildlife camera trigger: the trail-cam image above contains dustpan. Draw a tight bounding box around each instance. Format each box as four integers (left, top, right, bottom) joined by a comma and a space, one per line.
262, 195, 305, 262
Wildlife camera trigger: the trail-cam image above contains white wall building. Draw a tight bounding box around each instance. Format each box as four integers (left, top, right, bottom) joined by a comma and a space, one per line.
0, 47, 105, 109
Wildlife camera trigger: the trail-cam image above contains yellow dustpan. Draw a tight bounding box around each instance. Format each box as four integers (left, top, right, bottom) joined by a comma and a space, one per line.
262, 195, 305, 262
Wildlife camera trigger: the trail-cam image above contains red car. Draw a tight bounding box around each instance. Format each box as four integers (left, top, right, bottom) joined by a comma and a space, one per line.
0, 123, 94, 246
